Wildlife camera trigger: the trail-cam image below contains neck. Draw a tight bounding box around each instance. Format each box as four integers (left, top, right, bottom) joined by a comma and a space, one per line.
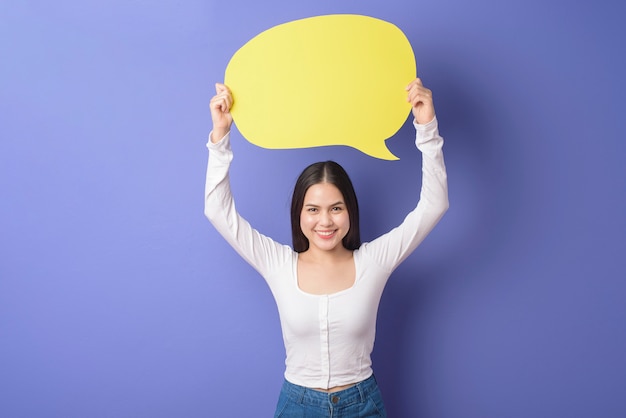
301, 246, 352, 264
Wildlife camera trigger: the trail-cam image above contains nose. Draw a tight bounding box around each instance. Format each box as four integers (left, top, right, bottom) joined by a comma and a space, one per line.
319, 210, 333, 226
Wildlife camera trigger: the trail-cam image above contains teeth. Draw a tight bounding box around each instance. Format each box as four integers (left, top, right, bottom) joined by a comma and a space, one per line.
317, 231, 334, 236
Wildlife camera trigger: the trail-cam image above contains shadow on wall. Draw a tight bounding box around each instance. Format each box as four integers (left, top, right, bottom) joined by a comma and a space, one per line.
370, 55, 527, 414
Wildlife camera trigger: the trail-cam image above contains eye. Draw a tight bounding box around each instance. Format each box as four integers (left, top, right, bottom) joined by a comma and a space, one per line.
306, 207, 318, 213
331, 206, 344, 212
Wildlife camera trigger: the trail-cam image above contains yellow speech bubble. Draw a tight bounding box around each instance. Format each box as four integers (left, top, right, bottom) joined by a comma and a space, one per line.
224, 14, 416, 160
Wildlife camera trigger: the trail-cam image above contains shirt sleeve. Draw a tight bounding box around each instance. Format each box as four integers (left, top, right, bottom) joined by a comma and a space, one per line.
359, 117, 449, 273
204, 132, 292, 279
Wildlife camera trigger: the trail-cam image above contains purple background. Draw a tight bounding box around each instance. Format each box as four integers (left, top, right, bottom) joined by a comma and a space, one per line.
1, 1, 625, 417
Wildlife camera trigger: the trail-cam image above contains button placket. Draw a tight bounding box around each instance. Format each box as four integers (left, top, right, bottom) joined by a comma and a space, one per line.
318, 296, 330, 387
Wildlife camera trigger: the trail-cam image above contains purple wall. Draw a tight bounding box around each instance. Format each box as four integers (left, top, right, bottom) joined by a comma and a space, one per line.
1, 1, 625, 417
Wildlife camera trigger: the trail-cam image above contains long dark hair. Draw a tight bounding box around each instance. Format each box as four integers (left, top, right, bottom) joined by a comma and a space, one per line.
290, 161, 361, 253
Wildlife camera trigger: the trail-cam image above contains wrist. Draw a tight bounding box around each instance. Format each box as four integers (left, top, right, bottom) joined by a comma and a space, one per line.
413, 116, 438, 137
210, 128, 229, 143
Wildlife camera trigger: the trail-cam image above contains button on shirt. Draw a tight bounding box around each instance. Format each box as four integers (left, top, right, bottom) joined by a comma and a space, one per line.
205, 118, 448, 389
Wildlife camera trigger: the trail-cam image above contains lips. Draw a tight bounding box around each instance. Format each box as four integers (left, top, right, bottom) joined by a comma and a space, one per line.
315, 230, 337, 239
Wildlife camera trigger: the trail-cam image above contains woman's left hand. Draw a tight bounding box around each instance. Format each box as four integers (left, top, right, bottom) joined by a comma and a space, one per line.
406, 78, 435, 125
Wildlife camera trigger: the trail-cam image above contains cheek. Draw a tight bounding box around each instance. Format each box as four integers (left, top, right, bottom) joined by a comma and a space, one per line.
299, 213, 311, 230
339, 213, 350, 230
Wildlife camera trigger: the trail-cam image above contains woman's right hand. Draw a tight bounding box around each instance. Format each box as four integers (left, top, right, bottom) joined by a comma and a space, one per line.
209, 83, 233, 143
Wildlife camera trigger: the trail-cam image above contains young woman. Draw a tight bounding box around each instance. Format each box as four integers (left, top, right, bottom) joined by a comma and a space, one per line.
205, 78, 448, 417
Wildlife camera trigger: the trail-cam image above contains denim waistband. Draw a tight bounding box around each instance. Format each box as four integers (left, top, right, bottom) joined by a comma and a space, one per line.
280, 374, 379, 408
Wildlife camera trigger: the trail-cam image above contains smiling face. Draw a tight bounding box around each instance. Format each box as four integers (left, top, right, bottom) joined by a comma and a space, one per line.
291, 161, 361, 253
300, 182, 351, 254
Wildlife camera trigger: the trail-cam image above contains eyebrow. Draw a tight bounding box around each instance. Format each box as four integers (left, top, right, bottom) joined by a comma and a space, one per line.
303, 201, 345, 208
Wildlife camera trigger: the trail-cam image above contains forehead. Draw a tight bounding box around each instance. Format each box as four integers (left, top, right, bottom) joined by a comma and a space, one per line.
303, 182, 344, 204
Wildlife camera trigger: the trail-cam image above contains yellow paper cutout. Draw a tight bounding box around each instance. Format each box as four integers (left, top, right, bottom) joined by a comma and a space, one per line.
224, 14, 416, 160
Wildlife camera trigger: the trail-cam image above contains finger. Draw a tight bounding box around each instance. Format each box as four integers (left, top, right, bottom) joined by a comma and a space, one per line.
220, 83, 232, 97
214, 86, 233, 109
407, 83, 429, 96
407, 84, 429, 103
219, 98, 230, 113
210, 96, 229, 114
407, 87, 432, 105
407, 90, 424, 106
212, 90, 234, 112
405, 77, 423, 91
215, 82, 227, 94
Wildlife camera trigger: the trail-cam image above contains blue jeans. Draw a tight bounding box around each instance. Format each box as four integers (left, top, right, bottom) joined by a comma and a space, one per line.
274, 374, 387, 417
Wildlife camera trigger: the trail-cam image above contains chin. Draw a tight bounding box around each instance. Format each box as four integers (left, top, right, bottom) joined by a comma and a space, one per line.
315, 239, 344, 252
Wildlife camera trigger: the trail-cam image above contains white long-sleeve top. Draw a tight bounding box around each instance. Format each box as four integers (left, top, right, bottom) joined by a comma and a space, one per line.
204, 118, 448, 389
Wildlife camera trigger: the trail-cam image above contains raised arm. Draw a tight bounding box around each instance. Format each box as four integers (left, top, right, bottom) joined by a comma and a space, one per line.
204, 84, 292, 279
361, 78, 449, 270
